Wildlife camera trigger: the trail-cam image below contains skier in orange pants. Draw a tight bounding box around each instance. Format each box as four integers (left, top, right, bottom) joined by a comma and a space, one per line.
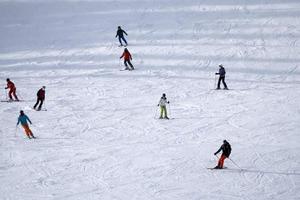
17, 110, 35, 139
214, 140, 231, 169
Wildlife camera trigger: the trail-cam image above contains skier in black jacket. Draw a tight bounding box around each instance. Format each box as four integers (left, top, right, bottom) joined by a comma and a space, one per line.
214, 140, 231, 169
33, 86, 45, 111
115, 26, 128, 46
215, 64, 228, 90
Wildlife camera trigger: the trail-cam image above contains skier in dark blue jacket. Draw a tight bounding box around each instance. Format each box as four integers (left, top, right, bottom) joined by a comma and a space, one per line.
215, 64, 228, 90
115, 26, 128, 46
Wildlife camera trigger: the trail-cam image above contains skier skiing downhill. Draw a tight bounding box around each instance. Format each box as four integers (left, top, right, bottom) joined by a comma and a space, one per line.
115, 26, 128, 46
215, 64, 228, 90
17, 110, 35, 139
120, 48, 134, 70
5, 78, 19, 101
157, 93, 170, 119
33, 86, 46, 111
214, 140, 231, 169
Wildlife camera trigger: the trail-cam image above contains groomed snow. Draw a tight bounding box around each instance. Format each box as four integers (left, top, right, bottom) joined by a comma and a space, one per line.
0, 0, 300, 199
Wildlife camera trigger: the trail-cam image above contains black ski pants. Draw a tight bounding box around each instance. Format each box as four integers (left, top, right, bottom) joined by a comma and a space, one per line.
124, 60, 134, 70
34, 98, 44, 110
217, 76, 228, 89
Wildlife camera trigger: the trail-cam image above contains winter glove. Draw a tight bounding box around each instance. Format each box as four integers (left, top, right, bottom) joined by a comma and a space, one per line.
214, 152, 217, 155
167, 101, 170, 104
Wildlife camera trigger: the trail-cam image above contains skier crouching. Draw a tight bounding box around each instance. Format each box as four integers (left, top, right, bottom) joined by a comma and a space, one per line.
120, 48, 134, 70
157, 93, 169, 119
17, 110, 35, 139
214, 140, 231, 169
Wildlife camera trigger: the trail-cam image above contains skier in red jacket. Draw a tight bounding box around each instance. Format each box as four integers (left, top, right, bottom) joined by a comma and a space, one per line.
5, 78, 19, 101
120, 48, 134, 70
33, 86, 46, 111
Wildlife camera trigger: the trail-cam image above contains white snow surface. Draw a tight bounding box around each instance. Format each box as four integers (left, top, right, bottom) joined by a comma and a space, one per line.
0, 0, 300, 199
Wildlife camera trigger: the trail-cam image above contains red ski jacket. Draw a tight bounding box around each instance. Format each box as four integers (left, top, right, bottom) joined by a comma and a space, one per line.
37, 88, 45, 100
6, 81, 16, 90
120, 51, 132, 61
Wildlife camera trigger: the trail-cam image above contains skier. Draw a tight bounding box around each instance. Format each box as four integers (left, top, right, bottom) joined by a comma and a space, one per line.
115, 26, 128, 46
33, 86, 46, 111
5, 78, 19, 101
17, 110, 35, 139
157, 93, 170, 119
120, 48, 134, 70
215, 64, 228, 90
214, 140, 231, 169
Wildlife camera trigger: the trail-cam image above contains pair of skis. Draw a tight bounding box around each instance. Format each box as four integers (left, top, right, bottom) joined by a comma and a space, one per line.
33, 108, 47, 111
1, 99, 24, 102
207, 167, 228, 170
120, 68, 134, 71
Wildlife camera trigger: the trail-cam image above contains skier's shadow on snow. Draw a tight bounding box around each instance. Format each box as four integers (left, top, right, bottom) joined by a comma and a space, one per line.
224, 168, 300, 176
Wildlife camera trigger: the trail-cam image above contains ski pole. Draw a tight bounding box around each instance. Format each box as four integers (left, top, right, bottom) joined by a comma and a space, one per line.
168, 103, 171, 118
154, 105, 158, 119
119, 58, 122, 70
214, 74, 217, 89
43, 100, 47, 111
16, 90, 23, 101
15, 126, 18, 138
228, 157, 242, 170
5, 89, 8, 101
215, 154, 219, 160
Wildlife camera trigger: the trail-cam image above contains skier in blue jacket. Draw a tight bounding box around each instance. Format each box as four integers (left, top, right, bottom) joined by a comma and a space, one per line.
115, 26, 128, 46
17, 110, 35, 139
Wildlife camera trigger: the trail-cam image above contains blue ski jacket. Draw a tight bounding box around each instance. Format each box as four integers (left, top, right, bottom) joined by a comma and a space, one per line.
17, 114, 32, 126
116, 29, 127, 38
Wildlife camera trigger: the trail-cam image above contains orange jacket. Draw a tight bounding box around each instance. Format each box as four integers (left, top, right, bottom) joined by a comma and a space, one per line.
120, 51, 132, 61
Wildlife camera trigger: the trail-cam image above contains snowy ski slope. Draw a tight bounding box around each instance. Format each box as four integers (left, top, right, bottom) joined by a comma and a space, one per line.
0, 0, 300, 199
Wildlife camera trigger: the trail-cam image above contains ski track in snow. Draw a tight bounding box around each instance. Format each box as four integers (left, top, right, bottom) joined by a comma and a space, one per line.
1, 0, 300, 200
